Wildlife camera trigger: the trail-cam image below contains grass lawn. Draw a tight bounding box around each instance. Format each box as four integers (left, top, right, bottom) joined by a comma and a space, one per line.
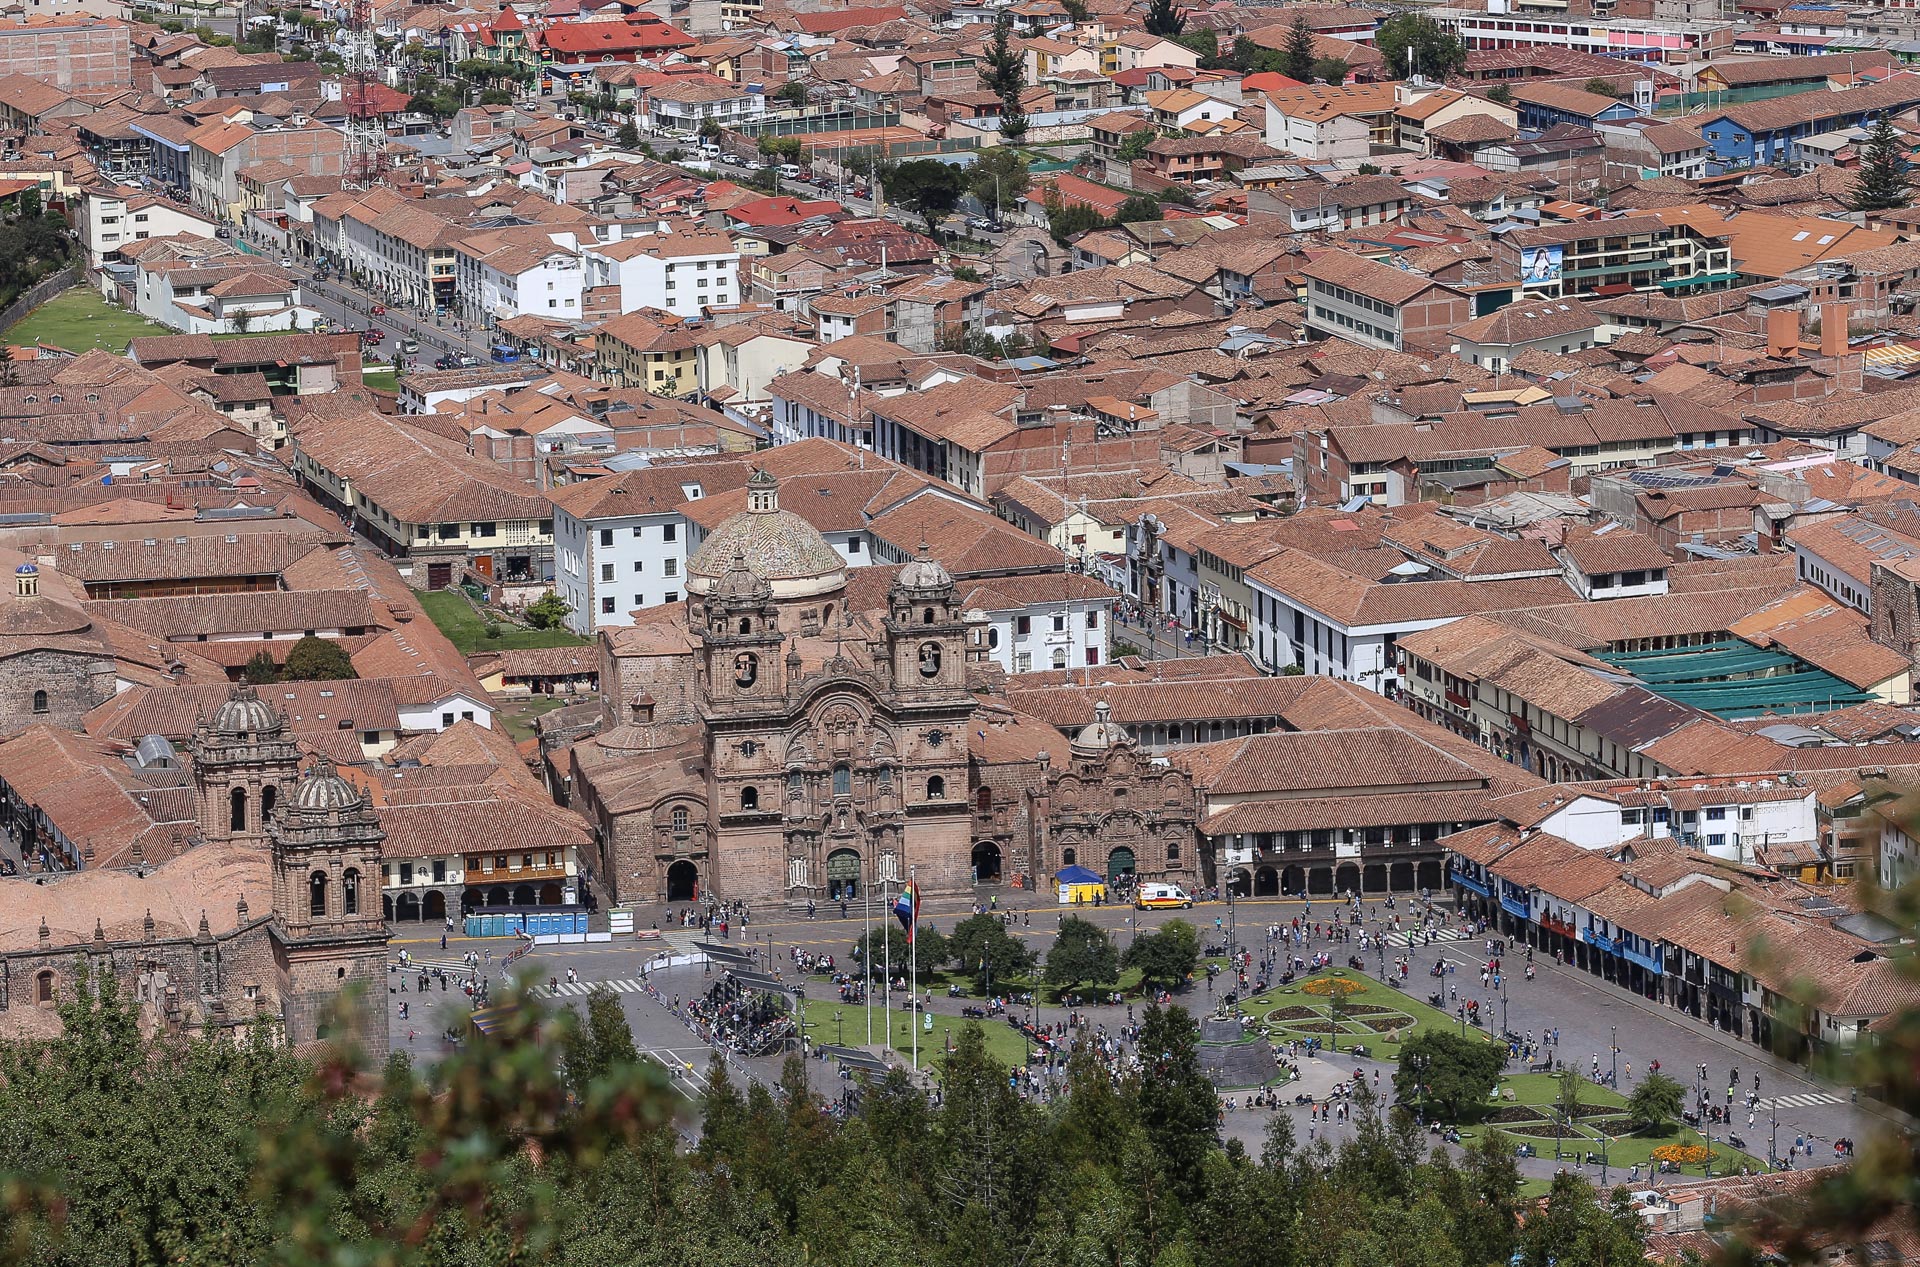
1467, 1070, 1757, 1177
498, 696, 569, 742
416, 589, 590, 655
6, 287, 170, 353
363, 368, 399, 393
1250, 969, 1494, 1061
799, 996, 1033, 1077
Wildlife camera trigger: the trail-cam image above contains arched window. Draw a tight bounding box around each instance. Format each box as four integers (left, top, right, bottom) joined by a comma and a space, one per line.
740, 786, 759, 811
832, 764, 851, 796
671, 806, 689, 834
35, 970, 53, 1004
261, 786, 277, 822
787, 769, 804, 799
1062, 848, 1077, 866
923, 607, 934, 624
309, 871, 328, 917
30, 689, 47, 714
926, 775, 946, 800
1167, 840, 1181, 863
230, 787, 247, 832
738, 617, 752, 634
976, 786, 991, 811
342, 868, 360, 915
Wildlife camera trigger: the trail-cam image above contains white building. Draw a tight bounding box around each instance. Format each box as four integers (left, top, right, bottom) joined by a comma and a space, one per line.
550, 463, 748, 634
456, 230, 590, 325
581, 229, 740, 320
77, 188, 218, 270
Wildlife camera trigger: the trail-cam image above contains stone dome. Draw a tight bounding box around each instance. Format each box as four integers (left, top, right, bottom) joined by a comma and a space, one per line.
712, 548, 774, 604
209, 683, 282, 736
686, 469, 845, 600
291, 756, 362, 811
895, 542, 952, 592
1072, 701, 1130, 754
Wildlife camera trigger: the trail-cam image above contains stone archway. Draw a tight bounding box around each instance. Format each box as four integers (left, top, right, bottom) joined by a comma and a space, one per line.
1363, 863, 1387, 894
1417, 860, 1443, 892
971, 841, 1002, 883
382, 894, 394, 920
486, 886, 510, 908
1254, 866, 1279, 897
667, 859, 699, 903
1228, 868, 1252, 897
1390, 861, 1415, 892
396, 891, 421, 921
1282, 865, 1304, 896
1107, 846, 1136, 880
512, 884, 536, 906
423, 890, 447, 922
1308, 867, 1333, 895
540, 882, 562, 905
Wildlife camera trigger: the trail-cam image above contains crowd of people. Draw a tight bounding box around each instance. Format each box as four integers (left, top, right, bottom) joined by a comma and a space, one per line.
683, 973, 796, 1057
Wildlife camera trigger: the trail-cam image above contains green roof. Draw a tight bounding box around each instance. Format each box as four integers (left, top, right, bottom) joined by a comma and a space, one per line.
1595, 643, 1875, 719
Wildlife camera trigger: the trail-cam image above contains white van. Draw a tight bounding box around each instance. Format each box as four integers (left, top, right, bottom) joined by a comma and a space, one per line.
778, 162, 802, 179
1136, 883, 1193, 910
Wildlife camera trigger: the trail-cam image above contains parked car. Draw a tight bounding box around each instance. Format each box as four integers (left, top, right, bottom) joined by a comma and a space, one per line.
371, 304, 386, 316
400, 338, 419, 355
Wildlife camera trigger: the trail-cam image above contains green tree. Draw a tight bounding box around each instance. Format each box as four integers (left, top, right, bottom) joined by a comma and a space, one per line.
242, 649, 280, 685
1046, 196, 1106, 243
757, 133, 803, 162
771, 80, 809, 106
1626, 1070, 1685, 1135
1116, 128, 1158, 162
1122, 918, 1199, 991
1144, 0, 1186, 37
1135, 1003, 1216, 1204
951, 264, 981, 282
562, 986, 641, 1103
1045, 915, 1119, 994
697, 117, 723, 143
1393, 1030, 1504, 1121
853, 923, 950, 982
617, 119, 640, 147
1115, 195, 1164, 223
889, 158, 965, 236
281, 635, 355, 681
1061, 0, 1089, 19
1520, 1173, 1648, 1267
525, 590, 571, 628
1282, 14, 1316, 82
946, 914, 1034, 993
0, 345, 18, 388
1555, 1066, 1585, 1127
1374, 13, 1467, 80
980, 16, 1027, 141
1584, 76, 1619, 97
1850, 113, 1913, 212
1175, 29, 1220, 68
1487, 83, 1513, 104
967, 145, 1030, 215
1311, 56, 1349, 84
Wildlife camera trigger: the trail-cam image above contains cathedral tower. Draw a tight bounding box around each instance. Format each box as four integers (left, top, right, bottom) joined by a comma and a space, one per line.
190, 683, 302, 846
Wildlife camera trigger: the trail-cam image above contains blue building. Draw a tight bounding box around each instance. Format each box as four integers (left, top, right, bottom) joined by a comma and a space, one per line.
1509, 82, 1642, 134
1697, 79, 1920, 171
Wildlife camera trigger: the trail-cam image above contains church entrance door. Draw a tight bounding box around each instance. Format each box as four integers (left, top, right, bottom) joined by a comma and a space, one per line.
971, 841, 1002, 883
827, 848, 861, 900
666, 860, 698, 903
1106, 847, 1136, 880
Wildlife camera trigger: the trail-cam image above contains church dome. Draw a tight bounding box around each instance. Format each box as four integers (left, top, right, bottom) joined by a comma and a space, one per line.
895, 542, 952, 592
209, 683, 282, 736
0, 557, 90, 638
291, 756, 361, 811
1072, 701, 1130, 754
687, 469, 845, 600
712, 548, 774, 604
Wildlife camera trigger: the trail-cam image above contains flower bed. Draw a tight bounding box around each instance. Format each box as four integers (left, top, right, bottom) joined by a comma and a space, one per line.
1266, 1006, 1322, 1022
1487, 1106, 1551, 1124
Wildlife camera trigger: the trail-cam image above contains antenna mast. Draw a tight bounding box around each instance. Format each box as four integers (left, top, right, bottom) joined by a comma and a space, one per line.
346, 0, 390, 190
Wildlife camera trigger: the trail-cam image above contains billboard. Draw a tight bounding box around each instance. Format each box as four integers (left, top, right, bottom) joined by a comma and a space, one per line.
1522, 244, 1563, 287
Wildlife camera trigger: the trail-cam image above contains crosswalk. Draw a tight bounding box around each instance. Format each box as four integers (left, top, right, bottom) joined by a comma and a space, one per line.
545, 977, 652, 998
1764, 1091, 1842, 1111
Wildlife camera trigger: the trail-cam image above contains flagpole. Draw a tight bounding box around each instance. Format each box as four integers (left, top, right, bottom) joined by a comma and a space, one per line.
865, 866, 873, 1046
882, 872, 891, 1061
910, 863, 918, 1073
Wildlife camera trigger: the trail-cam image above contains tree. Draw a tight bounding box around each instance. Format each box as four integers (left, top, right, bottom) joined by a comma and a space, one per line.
1122, 918, 1199, 991
1487, 83, 1513, 104
981, 16, 1027, 141
281, 635, 355, 682
853, 923, 950, 982
525, 590, 571, 628
888, 158, 964, 236
1144, 0, 1186, 38
967, 145, 1030, 215
1115, 128, 1158, 162
1061, 0, 1088, 19
1282, 14, 1316, 82
1373, 13, 1467, 81
1626, 1071, 1685, 1135
946, 914, 1034, 994
1584, 76, 1619, 97
697, 117, 722, 143
1520, 1173, 1648, 1267
1176, 29, 1221, 69
562, 987, 640, 1103
1046, 196, 1106, 243
1044, 915, 1118, 993
756, 134, 802, 162
1158, 183, 1196, 207
771, 80, 809, 106
616, 119, 640, 147
1115, 194, 1164, 224
1850, 113, 1913, 213
229, 306, 253, 334
1393, 1030, 1504, 1122
242, 649, 280, 685
1135, 1003, 1216, 1204
1310, 56, 1349, 84
0, 345, 18, 388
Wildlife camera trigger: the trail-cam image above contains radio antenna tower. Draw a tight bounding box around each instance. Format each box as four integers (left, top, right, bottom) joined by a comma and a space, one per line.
345, 0, 389, 189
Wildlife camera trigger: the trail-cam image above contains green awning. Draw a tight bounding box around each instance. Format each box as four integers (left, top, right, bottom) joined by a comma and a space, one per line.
1659, 272, 1740, 289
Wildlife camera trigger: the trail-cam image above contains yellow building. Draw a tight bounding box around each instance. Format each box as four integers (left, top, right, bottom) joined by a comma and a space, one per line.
592, 310, 700, 396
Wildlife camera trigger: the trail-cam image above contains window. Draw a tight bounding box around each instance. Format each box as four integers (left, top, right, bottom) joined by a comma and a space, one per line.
400, 862, 413, 885
601, 597, 616, 614
1051, 614, 1066, 633
600, 528, 614, 547
664, 558, 677, 576
788, 770, 804, 799
343, 869, 360, 915
36, 971, 53, 1005
665, 591, 679, 604
1017, 615, 1032, 636
230, 787, 247, 832
663, 523, 677, 541
833, 764, 852, 796
472, 522, 496, 538
601, 563, 615, 582
433, 860, 446, 882
309, 871, 328, 917
740, 786, 759, 810
31, 689, 47, 714
926, 775, 946, 799
848, 539, 862, 554
632, 560, 645, 573
1086, 610, 1099, 629
671, 806, 689, 834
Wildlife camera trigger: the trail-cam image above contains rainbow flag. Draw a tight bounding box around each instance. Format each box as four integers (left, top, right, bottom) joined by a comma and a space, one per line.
893, 881, 920, 944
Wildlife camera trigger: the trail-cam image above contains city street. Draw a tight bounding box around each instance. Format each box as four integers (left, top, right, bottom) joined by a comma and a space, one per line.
383, 889, 1879, 1182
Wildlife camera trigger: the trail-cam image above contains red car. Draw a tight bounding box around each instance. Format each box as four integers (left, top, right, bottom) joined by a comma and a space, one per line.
371, 304, 387, 316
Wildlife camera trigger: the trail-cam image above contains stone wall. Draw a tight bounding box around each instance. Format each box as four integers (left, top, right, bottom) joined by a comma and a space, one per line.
0, 646, 116, 740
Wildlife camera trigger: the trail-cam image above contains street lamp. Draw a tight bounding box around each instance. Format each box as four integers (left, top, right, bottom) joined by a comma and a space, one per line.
835, 1009, 843, 1046
1610, 1025, 1618, 1088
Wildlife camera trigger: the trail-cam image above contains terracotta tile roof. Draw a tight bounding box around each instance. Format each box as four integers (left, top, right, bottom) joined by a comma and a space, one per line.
1299, 250, 1451, 307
